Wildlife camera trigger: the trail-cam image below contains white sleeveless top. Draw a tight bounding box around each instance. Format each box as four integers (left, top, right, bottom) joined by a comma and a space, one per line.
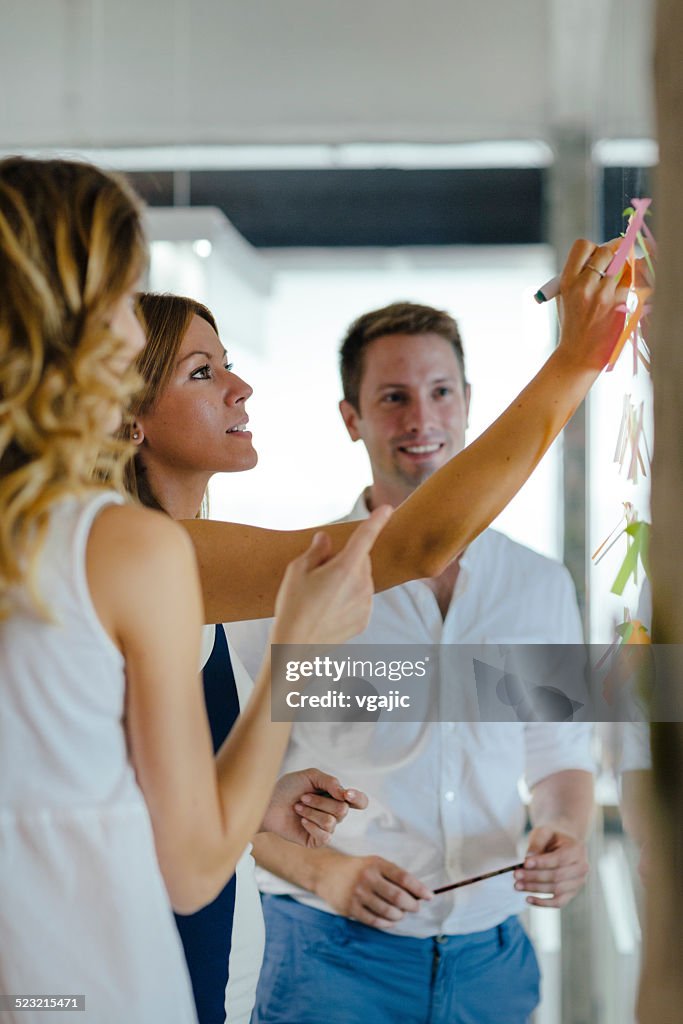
0, 493, 197, 1023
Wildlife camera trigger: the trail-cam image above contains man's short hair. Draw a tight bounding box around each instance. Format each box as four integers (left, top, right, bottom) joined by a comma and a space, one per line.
339, 301, 467, 410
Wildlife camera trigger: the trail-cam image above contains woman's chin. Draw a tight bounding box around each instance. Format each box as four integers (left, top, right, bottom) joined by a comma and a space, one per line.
224, 448, 258, 473
243, 446, 258, 471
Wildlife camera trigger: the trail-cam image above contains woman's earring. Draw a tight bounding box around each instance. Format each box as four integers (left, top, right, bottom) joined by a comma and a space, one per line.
132, 431, 140, 441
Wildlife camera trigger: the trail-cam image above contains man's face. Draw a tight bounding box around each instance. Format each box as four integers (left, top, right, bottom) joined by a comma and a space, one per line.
340, 332, 470, 505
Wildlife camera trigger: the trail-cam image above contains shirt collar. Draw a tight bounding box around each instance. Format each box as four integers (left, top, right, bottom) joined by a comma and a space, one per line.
346, 489, 371, 521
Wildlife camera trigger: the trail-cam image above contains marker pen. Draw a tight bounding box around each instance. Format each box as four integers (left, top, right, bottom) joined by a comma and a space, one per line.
534, 276, 560, 304
534, 256, 642, 304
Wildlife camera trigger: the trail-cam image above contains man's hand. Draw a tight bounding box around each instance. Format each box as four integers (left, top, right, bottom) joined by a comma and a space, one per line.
514, 825, 589, 908
260, 768, 367, 848
315, 849, 432, 928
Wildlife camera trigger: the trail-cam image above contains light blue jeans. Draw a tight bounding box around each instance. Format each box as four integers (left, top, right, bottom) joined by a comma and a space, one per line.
252, 895, 540, 1024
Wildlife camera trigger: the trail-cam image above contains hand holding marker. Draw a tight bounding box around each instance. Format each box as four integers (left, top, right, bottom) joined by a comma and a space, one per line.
535, 250, 615, 304
535, 263, 609, 304
534, 199, 652, 304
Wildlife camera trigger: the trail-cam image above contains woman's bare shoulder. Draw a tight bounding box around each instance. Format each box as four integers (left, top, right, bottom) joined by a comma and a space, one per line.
88, 502, 197, 590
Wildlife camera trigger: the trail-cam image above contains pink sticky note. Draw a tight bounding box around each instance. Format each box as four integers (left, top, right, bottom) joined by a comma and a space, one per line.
641, 219, 657, 255
606, 198, 652, 279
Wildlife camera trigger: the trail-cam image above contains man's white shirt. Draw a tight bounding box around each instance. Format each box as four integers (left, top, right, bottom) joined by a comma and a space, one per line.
228, 495, 593, 938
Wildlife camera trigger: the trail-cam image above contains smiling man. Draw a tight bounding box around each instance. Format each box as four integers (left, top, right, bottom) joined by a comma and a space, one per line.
230, 301, 595, 1024
339, 317, 470, 501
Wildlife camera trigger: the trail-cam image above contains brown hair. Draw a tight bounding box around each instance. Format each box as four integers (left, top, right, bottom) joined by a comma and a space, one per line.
0, 156, 146, 618
124, 292, 218, 512
339, 301, 467, 410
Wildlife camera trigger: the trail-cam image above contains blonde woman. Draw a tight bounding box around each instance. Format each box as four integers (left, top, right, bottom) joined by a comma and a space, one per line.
0, 156, 390, 1024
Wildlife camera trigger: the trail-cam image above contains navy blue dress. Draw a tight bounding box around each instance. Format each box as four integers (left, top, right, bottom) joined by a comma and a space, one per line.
175, 624, 241, 1024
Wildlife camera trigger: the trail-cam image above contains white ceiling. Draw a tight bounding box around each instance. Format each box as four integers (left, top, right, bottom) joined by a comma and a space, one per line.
0, 0, 654, 152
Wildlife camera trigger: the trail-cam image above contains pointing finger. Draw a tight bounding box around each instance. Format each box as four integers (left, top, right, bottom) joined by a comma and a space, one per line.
334, 505, 393, 565
297, 531, 334, 572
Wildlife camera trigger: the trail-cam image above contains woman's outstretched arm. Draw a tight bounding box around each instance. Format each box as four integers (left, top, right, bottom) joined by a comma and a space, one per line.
185, 238, 627, 623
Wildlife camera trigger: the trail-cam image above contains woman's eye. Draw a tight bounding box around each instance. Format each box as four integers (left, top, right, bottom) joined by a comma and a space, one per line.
190, 364, 211, 380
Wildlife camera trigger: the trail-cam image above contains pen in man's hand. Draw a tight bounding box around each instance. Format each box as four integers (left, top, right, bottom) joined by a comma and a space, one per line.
433, 861, 524, 895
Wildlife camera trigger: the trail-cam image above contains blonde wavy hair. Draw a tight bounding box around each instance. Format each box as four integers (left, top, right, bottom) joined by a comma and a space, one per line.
124, 292, 218, 515
0, 156, 147, 618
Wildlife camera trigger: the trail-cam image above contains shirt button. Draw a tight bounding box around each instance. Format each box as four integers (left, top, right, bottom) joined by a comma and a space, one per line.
444, 790, 455, 802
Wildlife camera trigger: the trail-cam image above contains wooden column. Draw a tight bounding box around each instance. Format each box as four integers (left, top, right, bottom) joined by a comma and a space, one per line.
637, 0, 683, 1019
